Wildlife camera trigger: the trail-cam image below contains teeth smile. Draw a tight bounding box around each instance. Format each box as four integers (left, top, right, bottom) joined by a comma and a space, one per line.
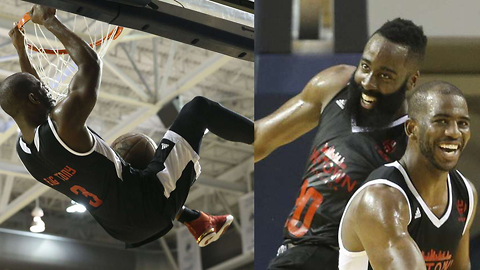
439, 144, 459, 150
362, 93, 377, 103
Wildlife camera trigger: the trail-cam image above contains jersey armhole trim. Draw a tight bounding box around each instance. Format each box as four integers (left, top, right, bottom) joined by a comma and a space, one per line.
338, 179, 412, 255
456, 171, 475, 235
47, 117, 96, 156
18, 138, 31, 154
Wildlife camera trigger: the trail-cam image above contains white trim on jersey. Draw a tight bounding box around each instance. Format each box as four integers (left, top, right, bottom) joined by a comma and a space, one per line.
351, 114, 409, 133
156, 130, 201, 199
338, 177, 412, 270
386, 161, 452, 228
33, 126, 40, 152
18, 138, 31, 154
48, 117, 96, 156
456, 170, 475, 235
90, 132, 124, 181
47, 117, 124, 181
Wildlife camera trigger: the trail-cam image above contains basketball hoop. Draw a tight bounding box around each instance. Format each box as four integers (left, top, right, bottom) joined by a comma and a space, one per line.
16, 11, 123, 100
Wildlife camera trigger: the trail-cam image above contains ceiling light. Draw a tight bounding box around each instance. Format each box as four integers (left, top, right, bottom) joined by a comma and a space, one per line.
30, 199, 45, 233
66, 200, 87, 213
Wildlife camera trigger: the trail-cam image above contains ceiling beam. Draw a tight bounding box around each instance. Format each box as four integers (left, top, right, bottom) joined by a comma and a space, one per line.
103, 58, 151, 101
0, 124, 17, 147
0, 182, 50, 225
186, 157, 252, 203
103, 53, 231, 144
0, 175, 14, 211
196, 176, 247, 194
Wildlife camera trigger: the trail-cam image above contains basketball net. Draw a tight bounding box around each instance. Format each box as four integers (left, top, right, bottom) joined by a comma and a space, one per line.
17, 12, 123, 101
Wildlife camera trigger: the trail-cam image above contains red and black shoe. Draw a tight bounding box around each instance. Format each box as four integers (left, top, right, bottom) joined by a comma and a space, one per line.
184, 211, 234, 247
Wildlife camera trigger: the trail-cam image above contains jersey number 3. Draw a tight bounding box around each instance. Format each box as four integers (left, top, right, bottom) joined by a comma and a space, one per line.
287, 180, 323, 237
70, 185, 103, 208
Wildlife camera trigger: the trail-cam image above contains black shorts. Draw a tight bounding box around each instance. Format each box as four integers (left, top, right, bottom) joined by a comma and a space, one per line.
268, 243, 339, 270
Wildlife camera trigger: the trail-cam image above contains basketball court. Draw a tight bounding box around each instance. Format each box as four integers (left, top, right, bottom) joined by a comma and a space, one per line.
0, 0, 254, 269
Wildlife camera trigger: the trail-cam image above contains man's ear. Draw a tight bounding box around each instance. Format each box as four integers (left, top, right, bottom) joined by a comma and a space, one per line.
408, 71, 420, 90
28, 93, 41, 104
405, 118, 418, 140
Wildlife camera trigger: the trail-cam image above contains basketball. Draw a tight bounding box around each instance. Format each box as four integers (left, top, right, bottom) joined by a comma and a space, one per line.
111, 133, 157, 170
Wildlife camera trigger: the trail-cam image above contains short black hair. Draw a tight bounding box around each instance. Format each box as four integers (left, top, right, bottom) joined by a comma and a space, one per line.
408, 81, 465, 120
373, 18, 428, 65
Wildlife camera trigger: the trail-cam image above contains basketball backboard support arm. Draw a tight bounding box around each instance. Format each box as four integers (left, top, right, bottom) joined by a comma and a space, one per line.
207, 0, 254, 14
22, 0, 254, 61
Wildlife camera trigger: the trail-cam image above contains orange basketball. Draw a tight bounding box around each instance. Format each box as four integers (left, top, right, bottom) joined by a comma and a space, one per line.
111, 133, 157, 170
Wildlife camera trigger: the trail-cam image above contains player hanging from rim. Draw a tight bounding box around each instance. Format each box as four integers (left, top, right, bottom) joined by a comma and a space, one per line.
339, 81, 477, 270
0, 5, 254, 248
255, 18, 427, 269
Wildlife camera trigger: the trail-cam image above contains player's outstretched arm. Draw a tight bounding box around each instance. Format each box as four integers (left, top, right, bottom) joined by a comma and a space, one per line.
349, 184, 426, 270
9, 25, 40, 80
450, 180, 477, 270
30, 5, 101, 130
254, 64, 355, 162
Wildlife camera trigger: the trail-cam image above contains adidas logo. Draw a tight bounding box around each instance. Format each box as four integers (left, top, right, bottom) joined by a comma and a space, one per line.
161, 143, 170, 150
414, 207, 421, 219
336, 99, 346, 109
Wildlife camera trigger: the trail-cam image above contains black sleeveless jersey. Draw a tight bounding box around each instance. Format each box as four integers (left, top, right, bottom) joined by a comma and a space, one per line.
16, 117, 172, 246
365, 162, 474, 269
283, 86, 408, 246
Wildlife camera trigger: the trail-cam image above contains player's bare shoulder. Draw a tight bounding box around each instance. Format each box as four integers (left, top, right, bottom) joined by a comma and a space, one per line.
301, 65, 355, 111
353, 183, 411, 226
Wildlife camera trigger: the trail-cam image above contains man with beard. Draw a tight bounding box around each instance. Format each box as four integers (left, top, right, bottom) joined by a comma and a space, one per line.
339, 81, 477, 270
256, 18, 428, 269
1, 5, 253, 248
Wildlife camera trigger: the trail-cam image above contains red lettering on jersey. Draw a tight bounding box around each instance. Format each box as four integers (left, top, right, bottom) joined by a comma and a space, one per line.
43, 176, 59, 186
309, 148, 321, 164
45, 166, 77, 184
425, 261, 454, 270
287, 180, 324, 237
340, 174, 357, 193
70, 185, 103, 208
422, 250, 454, 270
307, 143, 357, 193
322, 161, 336, 174
55, 165, 76, 181
456, 199, 468, 222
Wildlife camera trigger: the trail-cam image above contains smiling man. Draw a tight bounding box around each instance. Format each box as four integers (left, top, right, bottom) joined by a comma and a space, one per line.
256, 18, 428, 269
339, 81, 477, 270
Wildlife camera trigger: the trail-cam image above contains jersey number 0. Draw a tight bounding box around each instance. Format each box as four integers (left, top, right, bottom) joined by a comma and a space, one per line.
287, 180, 323, 237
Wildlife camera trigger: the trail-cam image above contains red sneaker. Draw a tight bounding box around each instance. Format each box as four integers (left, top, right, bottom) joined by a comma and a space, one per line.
184, 212, 234, 247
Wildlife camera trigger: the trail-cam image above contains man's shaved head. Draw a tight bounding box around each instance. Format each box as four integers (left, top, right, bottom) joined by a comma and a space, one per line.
408, 81, 466, 120
0, 72, 54, 126
0, 73, 39, 117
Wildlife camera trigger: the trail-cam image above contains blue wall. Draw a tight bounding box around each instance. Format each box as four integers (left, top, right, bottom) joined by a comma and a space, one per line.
255, 53, 361, 270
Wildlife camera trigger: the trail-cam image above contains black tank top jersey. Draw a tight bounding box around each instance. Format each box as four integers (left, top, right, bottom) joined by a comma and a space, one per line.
284, 86, 408, 246
16, 117, 173, 246
365, 162, 474, 269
